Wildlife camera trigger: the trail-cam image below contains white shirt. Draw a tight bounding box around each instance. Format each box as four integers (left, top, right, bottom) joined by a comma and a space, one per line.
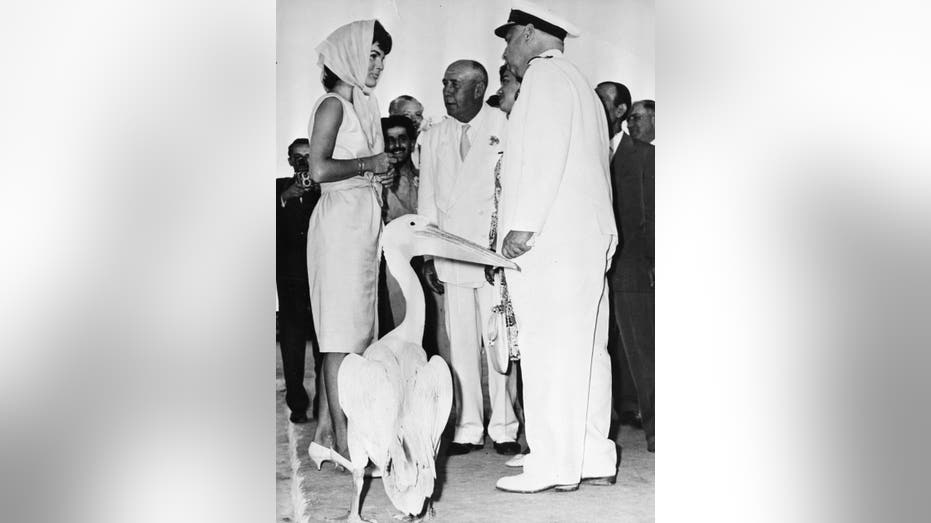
460, 118, 478, 146
609, 132, 624, 159
457, 109, 486, 163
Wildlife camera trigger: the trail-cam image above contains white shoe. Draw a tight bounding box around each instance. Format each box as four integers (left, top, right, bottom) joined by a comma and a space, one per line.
505, 453, 526, 468
308, 441, 352, 471
495, 473, 579, 493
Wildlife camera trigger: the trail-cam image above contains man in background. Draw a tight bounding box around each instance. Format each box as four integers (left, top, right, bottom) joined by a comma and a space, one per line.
595, 81, 645, 430
276, 138, 321, 425
597, 83, 656, 453
378, 115, 450, 358
389, 95, 428, 170
388, 94, 425, 131
381, 115, 420, 222
628, 99, 655, 144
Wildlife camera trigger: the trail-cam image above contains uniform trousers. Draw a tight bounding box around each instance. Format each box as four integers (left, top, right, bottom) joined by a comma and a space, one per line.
507, 234, 616, 484
442, 281, 519, 445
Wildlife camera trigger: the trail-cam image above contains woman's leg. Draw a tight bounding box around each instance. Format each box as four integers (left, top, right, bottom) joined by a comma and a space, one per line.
312, 367, 334, 447
323, 352, 349, 458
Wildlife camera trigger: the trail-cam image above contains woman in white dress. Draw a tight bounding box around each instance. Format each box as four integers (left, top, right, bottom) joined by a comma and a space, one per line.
306, 19, 396, 465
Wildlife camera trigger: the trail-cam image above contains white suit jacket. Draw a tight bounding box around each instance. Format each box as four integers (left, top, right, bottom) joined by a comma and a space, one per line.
499, 49, 617, 247
418, 104, 507, 287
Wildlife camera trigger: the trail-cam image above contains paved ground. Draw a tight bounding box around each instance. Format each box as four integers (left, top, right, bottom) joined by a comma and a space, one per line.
278, 387, 296, 523
277, 342, 654, 522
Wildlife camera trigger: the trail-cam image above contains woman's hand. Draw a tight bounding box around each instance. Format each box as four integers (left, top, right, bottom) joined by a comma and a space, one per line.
369, 152, 392, 174
372, 155, 399, 187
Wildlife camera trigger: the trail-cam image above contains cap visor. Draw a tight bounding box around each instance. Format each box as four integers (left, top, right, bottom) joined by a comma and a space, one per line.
494, 22, 516, 38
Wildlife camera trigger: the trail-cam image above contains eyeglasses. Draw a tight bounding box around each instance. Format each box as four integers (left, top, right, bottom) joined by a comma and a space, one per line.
628, 114, 652, 122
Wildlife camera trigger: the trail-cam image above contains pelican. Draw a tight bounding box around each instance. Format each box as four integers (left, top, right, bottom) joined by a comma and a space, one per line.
313, 214, 518, 522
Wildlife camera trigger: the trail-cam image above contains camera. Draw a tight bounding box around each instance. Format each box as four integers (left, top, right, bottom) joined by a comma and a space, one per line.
293, 156, 313, 188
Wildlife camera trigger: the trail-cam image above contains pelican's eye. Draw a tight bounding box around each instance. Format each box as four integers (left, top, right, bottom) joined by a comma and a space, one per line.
409, 221, 415, 226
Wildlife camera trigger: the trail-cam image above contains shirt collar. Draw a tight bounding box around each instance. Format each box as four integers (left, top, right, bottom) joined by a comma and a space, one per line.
610, 132, 624, 156
459, 103, 489, 137
536, 48, 563, 59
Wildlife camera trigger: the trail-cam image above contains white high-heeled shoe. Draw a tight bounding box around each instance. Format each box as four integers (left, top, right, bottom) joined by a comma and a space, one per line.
308, 441, 353, 471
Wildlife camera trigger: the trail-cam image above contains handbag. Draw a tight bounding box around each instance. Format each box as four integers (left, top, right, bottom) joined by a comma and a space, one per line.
486, 268, 519, 375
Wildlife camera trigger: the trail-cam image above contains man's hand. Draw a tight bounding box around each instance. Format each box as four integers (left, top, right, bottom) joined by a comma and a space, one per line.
502, 230, 535, 259
281, 181, 306, 203
421, 259, 445, 294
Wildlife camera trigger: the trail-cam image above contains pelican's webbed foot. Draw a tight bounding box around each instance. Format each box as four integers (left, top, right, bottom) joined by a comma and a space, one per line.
391, 503, 435, 522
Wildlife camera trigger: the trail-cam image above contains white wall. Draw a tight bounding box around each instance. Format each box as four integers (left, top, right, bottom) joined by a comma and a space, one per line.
276, 0, 654, 178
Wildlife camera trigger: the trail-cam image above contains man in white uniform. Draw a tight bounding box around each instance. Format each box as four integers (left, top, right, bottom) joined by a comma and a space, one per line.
494, 0, 619, 493
418, 60, 521, 456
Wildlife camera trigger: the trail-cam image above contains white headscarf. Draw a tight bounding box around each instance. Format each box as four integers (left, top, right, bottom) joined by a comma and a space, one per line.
315, 19, 385, 154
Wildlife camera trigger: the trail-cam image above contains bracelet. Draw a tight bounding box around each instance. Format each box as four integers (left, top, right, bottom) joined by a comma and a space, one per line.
357, 158, 364, 175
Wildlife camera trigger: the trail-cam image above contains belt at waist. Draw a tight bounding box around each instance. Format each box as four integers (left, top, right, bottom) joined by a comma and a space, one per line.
319, 173, 384, 206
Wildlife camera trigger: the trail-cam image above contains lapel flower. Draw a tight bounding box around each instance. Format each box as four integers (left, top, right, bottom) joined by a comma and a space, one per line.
489, 135, 500, 146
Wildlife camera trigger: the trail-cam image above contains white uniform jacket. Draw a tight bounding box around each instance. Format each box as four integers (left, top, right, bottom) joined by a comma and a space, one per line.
418, 104, 507, 287
499, 49, 616, 244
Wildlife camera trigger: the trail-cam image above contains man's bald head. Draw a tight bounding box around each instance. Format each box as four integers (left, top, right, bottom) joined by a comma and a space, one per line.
388, 95, 425, 130
446, 60, 488, 89
595, 81, 631, 138
442, 60, 488, 123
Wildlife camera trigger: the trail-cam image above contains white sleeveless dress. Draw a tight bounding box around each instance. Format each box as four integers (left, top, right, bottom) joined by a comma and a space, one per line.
307, 93, 383, 354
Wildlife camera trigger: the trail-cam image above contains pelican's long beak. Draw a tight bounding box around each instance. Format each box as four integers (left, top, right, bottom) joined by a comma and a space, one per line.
413, 223, 519, 271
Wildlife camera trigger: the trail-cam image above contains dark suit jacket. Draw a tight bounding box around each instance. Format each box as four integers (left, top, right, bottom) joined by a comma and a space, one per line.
608, 133, 654, 292
276, 177, 319, 281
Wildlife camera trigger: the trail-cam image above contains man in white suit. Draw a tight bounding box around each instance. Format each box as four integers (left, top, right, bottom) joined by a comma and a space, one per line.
493, 0, 619, 493
418, 59, 522, 456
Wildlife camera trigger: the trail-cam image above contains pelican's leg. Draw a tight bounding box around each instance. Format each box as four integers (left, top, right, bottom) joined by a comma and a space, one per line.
391, 502, 435, 522
347, 466, 375, 523
345, 427, 375, 522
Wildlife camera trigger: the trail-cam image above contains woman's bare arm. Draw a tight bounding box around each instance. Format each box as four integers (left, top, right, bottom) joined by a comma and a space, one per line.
308, 97, 391, 183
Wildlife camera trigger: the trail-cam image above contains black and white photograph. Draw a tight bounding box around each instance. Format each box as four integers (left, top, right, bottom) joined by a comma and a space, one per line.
10, 1, 931, 522
276, 1, 654, 521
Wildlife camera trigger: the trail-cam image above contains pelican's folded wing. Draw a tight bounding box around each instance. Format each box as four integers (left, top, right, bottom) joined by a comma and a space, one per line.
338, 353, 402, 461
407, 355, 453, 455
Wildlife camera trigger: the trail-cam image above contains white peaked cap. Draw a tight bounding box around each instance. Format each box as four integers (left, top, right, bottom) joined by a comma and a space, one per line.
494, 0, 581, 40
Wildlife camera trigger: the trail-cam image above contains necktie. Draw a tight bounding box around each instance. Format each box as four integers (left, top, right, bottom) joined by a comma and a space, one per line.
459, 123, 471, 160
